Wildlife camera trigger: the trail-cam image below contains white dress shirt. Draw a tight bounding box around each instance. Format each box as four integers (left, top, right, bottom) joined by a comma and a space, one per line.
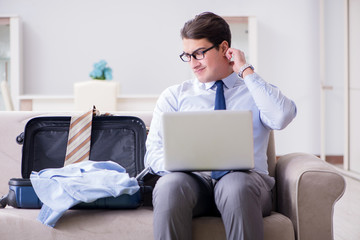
145, 72, 297, 175
31, 161, 140, 227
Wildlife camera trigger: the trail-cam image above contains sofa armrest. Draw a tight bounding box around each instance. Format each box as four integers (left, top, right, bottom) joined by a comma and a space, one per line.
276, 153, 345, 240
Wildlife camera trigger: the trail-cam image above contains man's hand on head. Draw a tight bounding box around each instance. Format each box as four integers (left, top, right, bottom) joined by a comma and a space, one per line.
226, 48, 254, 78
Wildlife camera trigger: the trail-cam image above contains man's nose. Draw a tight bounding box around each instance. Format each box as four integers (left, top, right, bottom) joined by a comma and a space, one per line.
190, 58, 200, 68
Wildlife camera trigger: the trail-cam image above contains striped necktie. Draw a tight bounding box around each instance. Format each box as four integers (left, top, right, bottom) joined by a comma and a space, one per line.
64, 106, 99, 166
211, 80, 229, 180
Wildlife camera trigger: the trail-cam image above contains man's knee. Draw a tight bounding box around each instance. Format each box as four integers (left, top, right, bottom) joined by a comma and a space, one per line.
214, 172, 260, 209
153, 172, 197, 209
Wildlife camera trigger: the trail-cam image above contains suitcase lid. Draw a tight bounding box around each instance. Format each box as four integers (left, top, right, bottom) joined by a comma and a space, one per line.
20, 116, 147, 179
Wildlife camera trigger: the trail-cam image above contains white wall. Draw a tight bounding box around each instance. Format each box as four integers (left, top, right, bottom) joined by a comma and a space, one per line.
0, 0, 327, 156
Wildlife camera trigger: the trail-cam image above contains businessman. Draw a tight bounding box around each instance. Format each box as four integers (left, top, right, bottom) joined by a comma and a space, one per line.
145, 12, 297, 240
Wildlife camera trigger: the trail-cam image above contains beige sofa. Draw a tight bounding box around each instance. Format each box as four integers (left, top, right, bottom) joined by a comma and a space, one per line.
0, 111, 345, 240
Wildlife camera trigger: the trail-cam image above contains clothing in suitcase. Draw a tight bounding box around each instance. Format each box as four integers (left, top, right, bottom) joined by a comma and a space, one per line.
0, 115, 150, 210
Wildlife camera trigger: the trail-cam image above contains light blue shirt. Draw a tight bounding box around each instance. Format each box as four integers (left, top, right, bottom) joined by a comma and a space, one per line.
145, 72, 297, 175
30, 160, 140, 227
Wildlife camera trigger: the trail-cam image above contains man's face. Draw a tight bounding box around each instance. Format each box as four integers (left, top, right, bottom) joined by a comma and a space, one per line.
182, 38, 229, 83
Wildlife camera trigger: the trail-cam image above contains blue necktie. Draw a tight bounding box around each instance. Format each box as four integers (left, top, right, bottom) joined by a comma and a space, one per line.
214, 80, 226, 110
211, 80, 229, 180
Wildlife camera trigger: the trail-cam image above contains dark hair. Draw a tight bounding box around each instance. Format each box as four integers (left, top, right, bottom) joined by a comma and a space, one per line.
180, 12, 231, 47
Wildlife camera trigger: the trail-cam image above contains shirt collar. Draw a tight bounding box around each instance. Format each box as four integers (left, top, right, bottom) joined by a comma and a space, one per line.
197, 72, 239, 90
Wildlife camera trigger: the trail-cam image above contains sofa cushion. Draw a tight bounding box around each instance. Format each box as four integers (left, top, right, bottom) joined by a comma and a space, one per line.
0, 207, 294, 240
0, 206, 154, 240
192, 212, 294, 240
263, 212, 295, 240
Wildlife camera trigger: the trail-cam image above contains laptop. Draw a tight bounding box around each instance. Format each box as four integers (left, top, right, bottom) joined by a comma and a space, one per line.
161, 110, 254, 172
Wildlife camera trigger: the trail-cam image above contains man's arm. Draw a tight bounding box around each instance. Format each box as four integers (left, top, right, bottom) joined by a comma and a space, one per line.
226, 48, 297, 130
144, 88, 178, 175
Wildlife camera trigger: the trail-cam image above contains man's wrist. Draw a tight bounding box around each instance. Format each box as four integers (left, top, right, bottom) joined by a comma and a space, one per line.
238, 63, 254, 78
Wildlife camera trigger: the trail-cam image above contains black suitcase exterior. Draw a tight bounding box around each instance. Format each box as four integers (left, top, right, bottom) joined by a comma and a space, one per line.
1, 115, 148, 209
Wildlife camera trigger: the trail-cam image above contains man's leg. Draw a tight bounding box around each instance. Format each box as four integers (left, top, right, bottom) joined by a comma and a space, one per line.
214, 171, 275, 240
152, 172, 214, 240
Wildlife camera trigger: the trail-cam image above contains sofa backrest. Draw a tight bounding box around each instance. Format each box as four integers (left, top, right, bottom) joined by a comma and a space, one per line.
266, 131, 278, 211
267, 131, 276, 178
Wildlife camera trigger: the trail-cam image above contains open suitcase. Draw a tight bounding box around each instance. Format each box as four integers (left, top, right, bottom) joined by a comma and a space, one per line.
0, 115, 150, 209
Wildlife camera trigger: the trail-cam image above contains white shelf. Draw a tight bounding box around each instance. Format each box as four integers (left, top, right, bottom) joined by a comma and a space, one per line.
19, 94, 159, 100
18, 94, 159, 112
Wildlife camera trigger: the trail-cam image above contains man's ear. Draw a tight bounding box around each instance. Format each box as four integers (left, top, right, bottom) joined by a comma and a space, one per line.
220, 41, 229, 55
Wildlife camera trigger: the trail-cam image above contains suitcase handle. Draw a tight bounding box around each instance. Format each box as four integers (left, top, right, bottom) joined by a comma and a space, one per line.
0, 194, 8, 208
0, 188, 19, 208
16, 132, 24, 145
136, 167, 154, 181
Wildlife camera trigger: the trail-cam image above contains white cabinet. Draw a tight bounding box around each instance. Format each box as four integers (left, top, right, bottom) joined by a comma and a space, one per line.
0, 16, 21, 110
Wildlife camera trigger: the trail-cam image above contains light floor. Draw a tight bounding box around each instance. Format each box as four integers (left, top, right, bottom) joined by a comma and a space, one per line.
333, 167, 360, 240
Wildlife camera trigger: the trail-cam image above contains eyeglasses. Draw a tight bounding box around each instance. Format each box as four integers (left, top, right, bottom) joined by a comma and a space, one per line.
179, 45, 217, 62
